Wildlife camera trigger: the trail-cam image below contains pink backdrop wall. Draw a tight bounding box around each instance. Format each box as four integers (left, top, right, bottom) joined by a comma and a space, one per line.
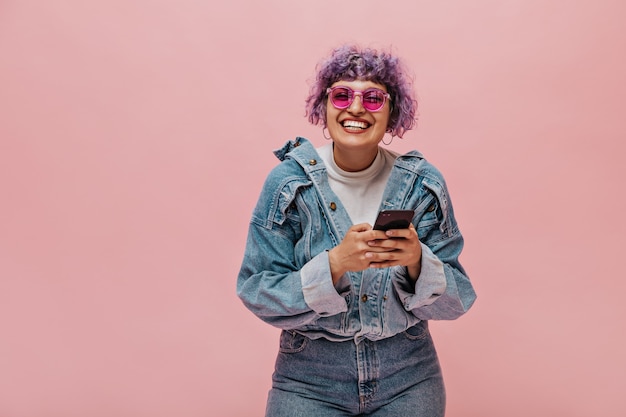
1, 1, 625, 416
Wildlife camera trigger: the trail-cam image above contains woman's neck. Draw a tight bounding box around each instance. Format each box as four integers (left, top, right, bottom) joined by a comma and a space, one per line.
332, 145, 379, 172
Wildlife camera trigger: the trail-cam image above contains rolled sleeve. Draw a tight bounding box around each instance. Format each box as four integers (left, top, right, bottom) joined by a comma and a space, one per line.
393, 243, 447, 311
300, 251, 348, 316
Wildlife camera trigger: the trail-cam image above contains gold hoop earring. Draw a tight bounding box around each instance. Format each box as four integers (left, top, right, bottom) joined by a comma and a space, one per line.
323, 128, 332, 140
382, 134, 393, 146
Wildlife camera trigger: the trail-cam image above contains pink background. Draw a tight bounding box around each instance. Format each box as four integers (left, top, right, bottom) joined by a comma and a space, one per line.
1, 1, 625, 416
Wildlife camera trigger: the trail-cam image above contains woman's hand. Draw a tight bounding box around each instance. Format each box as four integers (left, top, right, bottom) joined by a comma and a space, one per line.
328, 223, 392, 284
365, 224, 422, 281
328, 223, 422, 284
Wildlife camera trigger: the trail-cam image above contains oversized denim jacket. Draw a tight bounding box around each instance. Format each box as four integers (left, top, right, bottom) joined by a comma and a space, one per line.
237, 137, 476, 343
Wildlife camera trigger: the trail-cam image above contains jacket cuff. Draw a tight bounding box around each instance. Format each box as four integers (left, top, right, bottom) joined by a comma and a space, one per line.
392, 243, 447, 311
301, 251, 348, 316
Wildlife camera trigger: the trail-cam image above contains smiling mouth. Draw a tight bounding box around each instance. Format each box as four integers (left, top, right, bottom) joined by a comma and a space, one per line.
341, 120, 370, 131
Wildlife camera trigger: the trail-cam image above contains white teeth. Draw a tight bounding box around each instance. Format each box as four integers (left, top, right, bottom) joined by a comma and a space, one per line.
342, 120, 369, 129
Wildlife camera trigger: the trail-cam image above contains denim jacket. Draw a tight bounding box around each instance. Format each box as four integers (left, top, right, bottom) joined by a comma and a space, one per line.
237, 137, 476, 343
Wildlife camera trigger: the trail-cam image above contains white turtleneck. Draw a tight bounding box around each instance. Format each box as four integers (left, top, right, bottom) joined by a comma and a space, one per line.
317, 144, 399, 226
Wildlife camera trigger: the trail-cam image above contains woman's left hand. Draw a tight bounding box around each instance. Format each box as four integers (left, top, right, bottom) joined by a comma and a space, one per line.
366, 224, 422, 281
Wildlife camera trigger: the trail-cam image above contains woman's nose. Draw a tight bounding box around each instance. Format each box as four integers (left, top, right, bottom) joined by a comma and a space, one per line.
347, 94, 366, 114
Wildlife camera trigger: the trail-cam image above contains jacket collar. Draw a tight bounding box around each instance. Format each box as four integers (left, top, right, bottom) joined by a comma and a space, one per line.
274, 136, 425, 173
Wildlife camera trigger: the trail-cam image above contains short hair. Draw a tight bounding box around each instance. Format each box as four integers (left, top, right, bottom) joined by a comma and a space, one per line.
305, 44, 417, 138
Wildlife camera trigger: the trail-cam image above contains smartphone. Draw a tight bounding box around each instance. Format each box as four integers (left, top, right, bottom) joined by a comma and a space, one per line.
372, 209, 415, 231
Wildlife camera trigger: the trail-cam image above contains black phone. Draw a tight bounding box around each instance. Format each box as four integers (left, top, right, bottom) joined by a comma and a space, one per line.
372, 209, 415, 231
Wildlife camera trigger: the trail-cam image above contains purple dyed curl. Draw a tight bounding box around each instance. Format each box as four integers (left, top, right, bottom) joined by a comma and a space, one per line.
305, 45, 417, 138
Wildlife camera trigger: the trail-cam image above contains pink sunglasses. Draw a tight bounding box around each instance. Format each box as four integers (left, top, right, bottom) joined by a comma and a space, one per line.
326, 86, 391, 112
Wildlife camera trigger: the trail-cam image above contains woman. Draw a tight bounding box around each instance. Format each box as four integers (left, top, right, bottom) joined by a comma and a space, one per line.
237, 44, 477, 417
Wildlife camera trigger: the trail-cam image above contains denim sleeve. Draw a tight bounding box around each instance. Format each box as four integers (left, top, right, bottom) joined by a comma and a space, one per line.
300, 251, 349, 315
392, 232, 476, 320
237, 221, 347, 330
391, 243, 446, 309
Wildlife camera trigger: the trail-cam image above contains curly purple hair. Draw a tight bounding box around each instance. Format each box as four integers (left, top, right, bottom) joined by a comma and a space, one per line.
305, 44, 417, 138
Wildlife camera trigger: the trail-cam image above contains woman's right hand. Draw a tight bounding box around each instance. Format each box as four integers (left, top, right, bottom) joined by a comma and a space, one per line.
328, 223, 390, 284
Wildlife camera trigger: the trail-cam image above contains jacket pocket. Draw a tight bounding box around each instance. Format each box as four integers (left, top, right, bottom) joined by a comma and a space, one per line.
419, 177, 456, 242
415, 192, 439, 235
272, 180, 312, 227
